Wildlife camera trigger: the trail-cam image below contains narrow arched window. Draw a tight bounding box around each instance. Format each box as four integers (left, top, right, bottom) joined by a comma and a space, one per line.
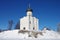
33, 27, 35, 30
23, 27, 25, 30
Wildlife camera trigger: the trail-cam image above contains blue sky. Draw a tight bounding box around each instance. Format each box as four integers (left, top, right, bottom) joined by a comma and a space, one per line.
0, 0, 60, 31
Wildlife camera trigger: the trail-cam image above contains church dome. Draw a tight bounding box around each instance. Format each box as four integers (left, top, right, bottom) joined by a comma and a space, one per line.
26, 8, 33, 12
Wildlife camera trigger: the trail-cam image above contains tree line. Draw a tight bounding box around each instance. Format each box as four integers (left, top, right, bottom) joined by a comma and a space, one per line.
0, 20, 20, 32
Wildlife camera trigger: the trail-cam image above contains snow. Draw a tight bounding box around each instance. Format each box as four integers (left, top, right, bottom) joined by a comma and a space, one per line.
0, 29, 60, 40
37, 30, 60, 39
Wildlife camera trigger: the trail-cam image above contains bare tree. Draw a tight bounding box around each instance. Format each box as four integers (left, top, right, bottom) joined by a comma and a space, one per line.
15, 21, 20, 29
57, 23, 60, 33
8, 20, 13, 30
0, 29, 2, 32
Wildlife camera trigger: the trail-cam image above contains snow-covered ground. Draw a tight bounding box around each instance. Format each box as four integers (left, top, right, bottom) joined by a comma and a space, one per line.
0, 29, 60, 40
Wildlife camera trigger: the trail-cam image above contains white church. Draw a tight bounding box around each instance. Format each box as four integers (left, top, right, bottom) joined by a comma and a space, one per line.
20, 4, 39, 31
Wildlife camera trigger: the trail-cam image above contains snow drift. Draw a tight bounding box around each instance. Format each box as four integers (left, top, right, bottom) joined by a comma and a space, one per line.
0, 29, 60, 40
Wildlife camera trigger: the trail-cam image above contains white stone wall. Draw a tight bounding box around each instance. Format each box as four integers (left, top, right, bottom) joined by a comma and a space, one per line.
37, 19, 39, 30
33, 17, 38, 31
20, 16, 29, 30
20, 16, 39, 31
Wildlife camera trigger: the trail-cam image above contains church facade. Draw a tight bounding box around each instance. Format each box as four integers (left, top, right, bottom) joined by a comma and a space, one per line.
20, 5, 39, 31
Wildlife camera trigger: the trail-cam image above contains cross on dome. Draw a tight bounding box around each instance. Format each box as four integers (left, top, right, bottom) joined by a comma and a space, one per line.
26, 3, 33, 12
